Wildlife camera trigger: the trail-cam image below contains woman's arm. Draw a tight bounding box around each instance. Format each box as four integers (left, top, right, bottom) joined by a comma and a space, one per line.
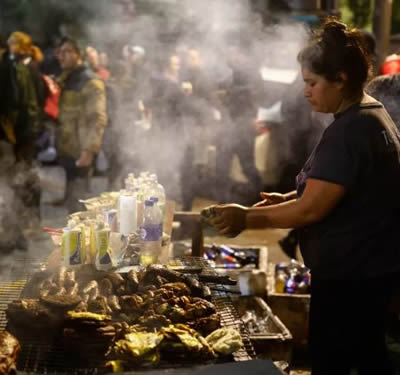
248, 179, 345, 229
211, 179, 345, 235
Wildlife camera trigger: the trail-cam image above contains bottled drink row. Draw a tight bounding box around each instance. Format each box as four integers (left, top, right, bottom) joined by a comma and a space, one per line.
274, 260, 311, 295
61, 171, 166, 270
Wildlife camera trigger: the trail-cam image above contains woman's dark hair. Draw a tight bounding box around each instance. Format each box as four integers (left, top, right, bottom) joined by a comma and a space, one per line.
298, 18, 372, 95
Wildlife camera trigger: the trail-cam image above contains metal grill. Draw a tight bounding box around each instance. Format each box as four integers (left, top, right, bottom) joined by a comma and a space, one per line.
0, 257, 255, 374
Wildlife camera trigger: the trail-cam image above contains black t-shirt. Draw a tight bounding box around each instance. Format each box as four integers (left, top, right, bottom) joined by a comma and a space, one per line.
296, 98, 400, 280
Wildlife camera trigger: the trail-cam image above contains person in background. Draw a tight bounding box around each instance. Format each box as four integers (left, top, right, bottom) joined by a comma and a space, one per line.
0, 31, 45, 237
57, 38, 107, 212
179, 47, 216, 210
215, 42, 263, 205
141, 52, 186, 203
99, 51, 109, 71
40, 35, 62, 78
209, 19, 400, 374
366, 73, 400, 129
86, 45, 110, 80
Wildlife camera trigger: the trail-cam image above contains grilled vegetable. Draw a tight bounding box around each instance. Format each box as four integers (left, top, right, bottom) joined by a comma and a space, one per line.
205, 328, 243, 355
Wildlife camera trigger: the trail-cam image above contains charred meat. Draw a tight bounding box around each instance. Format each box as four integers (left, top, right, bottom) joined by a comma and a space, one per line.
0, 331, 20, 375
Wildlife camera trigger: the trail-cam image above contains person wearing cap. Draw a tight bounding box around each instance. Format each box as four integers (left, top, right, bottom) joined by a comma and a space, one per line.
57, 37, 107, 212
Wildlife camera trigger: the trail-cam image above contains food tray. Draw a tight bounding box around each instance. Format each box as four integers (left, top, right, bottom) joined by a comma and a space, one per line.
232, 296, 292, 362
0, 257, 256, 374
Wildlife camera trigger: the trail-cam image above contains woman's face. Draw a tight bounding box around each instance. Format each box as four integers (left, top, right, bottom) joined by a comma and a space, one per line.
301, 67, 345, 113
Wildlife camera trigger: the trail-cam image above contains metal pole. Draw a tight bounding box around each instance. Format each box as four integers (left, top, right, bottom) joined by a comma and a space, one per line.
373, 0, 393, 68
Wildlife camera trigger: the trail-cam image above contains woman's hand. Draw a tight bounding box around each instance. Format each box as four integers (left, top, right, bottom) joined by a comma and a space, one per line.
253, 192, 287, 207
209, 204, 248, 237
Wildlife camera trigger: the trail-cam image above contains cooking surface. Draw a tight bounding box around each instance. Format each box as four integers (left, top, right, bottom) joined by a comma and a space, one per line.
0, 257, 255, 374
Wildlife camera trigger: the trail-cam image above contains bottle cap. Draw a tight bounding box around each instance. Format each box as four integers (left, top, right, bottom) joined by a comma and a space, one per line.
145, 200, 154, 207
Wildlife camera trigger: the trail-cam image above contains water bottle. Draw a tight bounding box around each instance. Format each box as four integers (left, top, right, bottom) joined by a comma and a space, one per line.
147, 174, 166, 217
119, 190, 137, 236
140, 200, 162, 265
150, 197, 163, 233
136, 187, 144, 228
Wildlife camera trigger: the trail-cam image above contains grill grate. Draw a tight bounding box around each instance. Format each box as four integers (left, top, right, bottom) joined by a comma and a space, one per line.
0, 257, 255, 373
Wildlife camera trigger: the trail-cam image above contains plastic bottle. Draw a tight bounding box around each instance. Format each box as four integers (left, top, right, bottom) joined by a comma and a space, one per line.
146, 174, 166, 216
150, 197, 163, 233
275, 264, 287, 293
61, 220, 85, 268
95, 220, 113, 271
136, 187, 144, 228
284, 270, 298, 294
139, 200, 162, 265
119, 190, 137, 236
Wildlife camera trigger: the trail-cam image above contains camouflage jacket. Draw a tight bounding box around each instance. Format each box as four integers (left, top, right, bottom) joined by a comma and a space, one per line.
57, 65, 107, 159
0, 51, 41, 146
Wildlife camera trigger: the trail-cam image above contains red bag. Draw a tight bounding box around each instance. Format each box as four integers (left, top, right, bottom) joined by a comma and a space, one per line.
381, 54, 400, 75
42, 74, 60, 119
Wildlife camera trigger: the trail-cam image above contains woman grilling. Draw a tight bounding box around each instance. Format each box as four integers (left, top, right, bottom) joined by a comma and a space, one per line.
208, 19, 400, 375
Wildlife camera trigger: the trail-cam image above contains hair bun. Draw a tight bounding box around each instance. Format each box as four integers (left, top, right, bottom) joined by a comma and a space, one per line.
321, 19, 347, 45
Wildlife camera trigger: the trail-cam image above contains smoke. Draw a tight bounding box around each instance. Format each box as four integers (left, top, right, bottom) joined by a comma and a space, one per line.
49, 0, 323, 204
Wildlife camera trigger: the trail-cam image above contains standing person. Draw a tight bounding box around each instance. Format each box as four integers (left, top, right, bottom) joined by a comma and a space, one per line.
86, 46, 110, 80
209, 19, 400, 374
366, 73, 400, 129
57, 38, 107, 212
216, 43, 263, 205
142, 53, 186, 203
180, 47, 216, 210
0, 31, 45, 237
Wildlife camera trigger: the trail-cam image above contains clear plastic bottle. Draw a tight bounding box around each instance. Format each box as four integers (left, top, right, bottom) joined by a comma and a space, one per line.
139, 200, 162, 265
150, 197, 163, 234
146, 174, 166, 216
119, 190, 137, 236
136, 187, 144, 228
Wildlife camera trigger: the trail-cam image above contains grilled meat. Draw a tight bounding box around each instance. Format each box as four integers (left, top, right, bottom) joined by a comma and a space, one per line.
0, 331, 20, 375
120, 295, 143, 313
190, 314, 221, 335
40, 294, 81, 309
99, 278, 113, 297
126, 270, 139, 293
66, 281, 79, 296
82, 280, 98, 295
138, 312, 171, 330
106, 273, 125, 289
88, 296, 113, 315
107, 295, 122, 313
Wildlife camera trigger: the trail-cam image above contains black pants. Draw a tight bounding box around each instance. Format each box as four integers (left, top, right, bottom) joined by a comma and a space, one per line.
215, 121, 262, 204
309, 274, 398, 375
58, 155, 91, 213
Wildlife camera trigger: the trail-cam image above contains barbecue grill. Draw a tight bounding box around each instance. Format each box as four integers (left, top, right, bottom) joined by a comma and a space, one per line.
0, 257, 256, 374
